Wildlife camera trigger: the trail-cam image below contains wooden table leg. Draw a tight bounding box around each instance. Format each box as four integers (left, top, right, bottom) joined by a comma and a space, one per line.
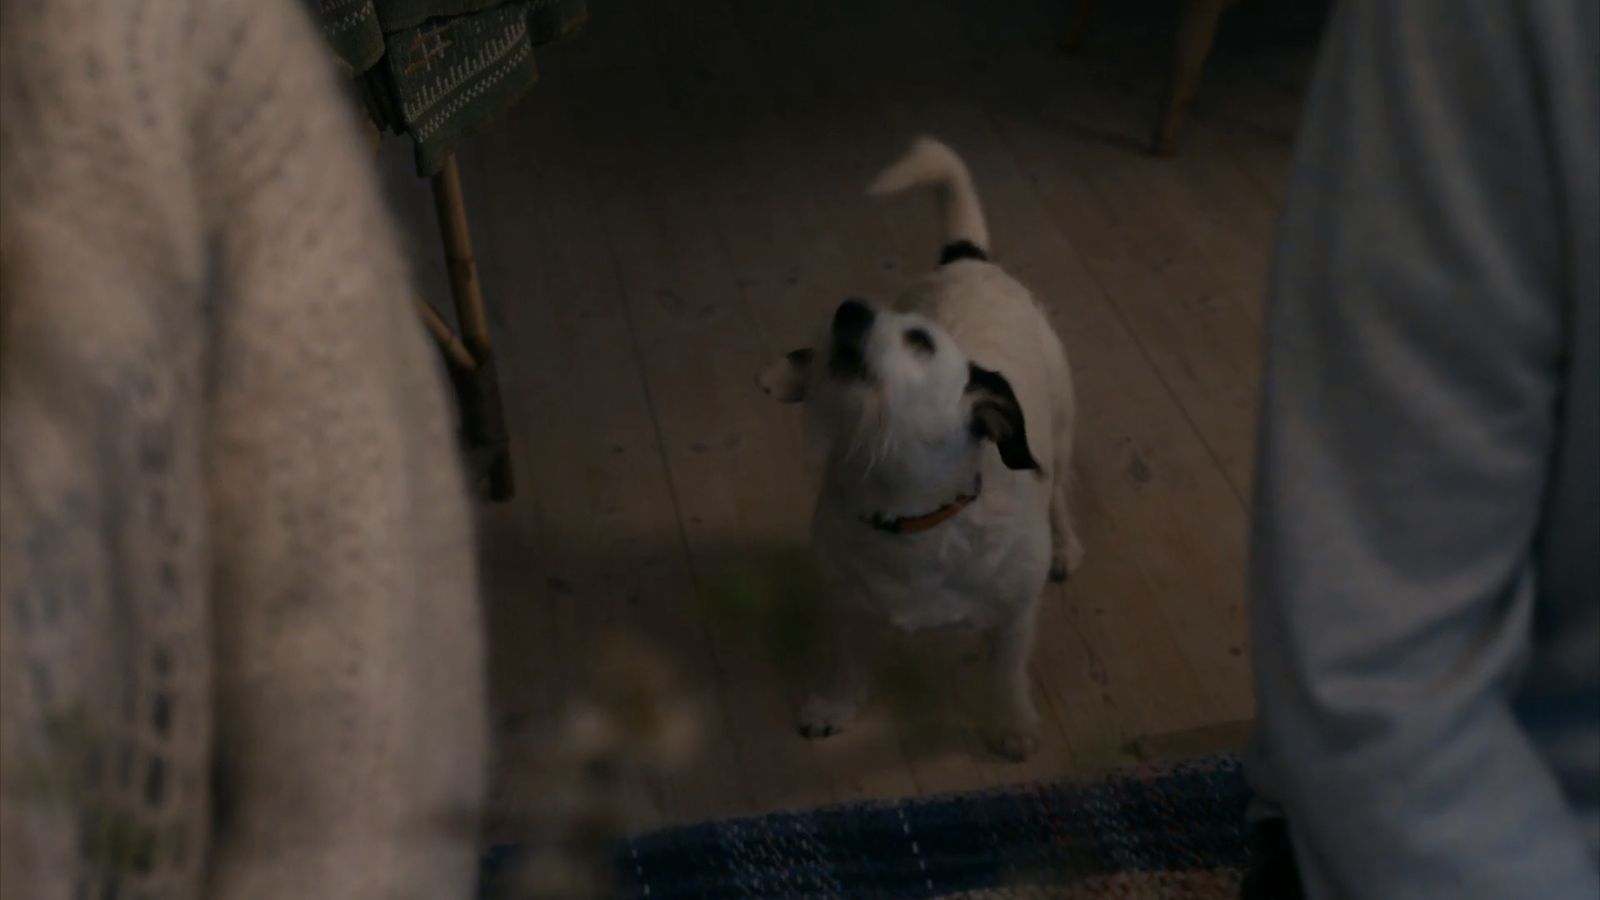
431, 154, 515, 501
1154, 0, 1235, 155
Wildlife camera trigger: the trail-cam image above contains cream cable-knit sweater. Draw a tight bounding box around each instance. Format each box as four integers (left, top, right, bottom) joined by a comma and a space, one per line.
0, 0, 486, 897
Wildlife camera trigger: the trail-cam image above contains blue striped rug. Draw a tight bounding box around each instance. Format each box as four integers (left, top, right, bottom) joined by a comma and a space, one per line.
483, 755, 1252, 898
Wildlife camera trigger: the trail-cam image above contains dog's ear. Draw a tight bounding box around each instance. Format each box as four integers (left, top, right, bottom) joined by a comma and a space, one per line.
758, 348, 814, 403
967, 364, 1039, 471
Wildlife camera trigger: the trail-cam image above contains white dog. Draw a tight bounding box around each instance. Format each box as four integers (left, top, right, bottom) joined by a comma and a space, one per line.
758, 137, 1081, 761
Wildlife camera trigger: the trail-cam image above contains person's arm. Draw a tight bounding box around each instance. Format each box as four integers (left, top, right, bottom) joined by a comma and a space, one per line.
194, 2, 485, 897
1250, 0, 1598, 896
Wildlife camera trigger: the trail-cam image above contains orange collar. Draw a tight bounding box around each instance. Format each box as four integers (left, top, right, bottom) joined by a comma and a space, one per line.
862, 475, 982, 536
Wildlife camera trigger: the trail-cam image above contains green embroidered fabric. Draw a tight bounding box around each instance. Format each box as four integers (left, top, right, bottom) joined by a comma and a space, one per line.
314, 0, 586, 175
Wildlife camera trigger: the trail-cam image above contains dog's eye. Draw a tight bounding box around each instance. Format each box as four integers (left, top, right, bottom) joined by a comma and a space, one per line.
903, 328, 935, 355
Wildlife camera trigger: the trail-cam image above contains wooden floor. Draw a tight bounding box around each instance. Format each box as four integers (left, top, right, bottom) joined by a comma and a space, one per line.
378, 0, 1322, 832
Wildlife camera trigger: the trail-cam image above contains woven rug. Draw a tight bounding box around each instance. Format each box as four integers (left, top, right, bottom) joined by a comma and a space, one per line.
483, 754, 1252, 898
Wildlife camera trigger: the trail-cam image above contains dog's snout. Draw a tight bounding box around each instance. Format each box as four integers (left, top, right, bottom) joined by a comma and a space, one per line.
828, 298, 874, 381
832, 299, 875, 341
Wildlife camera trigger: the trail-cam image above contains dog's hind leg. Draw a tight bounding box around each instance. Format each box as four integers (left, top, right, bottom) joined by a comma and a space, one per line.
1048, 470, 1084, 583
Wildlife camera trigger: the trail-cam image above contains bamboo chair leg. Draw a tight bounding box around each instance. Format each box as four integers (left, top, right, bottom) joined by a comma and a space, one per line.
431, 154, 515, 501
417, 299, 477, 372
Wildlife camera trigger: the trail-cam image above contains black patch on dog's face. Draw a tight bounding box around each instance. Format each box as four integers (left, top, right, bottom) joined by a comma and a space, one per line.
966, 364, 1038, 471
939, 240, 990, 266
903, 327, 935, 356
829, 298, 875, 381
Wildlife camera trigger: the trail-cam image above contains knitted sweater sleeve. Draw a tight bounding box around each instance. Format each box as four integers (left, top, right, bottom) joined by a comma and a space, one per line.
1248, 0, 1599, 896
194, 2, 486, 898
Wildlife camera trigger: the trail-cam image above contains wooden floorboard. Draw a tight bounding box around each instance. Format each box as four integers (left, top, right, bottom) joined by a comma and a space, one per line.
718, 0, 1012, 799
642, 0, 945, 809
377, 0, 1316, 830
477, 19, 759, 825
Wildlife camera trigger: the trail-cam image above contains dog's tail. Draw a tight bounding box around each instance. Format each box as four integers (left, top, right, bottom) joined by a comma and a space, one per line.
867, 136, 990, 263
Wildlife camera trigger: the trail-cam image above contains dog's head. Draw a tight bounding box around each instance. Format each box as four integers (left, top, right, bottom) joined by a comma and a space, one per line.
759, 297, 1037, 481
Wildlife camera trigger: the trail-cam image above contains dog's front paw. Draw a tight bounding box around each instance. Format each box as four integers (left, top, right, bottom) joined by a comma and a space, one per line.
798, 695, 858, 740
984, 699, 1042, 761
984, 722, 1041, 762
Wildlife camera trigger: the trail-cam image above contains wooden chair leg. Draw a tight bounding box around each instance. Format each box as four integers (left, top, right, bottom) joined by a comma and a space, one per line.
431, 154, 515, 501
1154, 0, 1233, 155
1059, 0, 1098, 53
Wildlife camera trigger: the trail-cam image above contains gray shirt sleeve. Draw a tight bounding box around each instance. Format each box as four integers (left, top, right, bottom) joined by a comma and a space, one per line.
1249, 0, 1600, 896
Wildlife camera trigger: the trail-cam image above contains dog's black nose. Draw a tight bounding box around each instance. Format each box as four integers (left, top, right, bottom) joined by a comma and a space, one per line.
832, 298, 874, 341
